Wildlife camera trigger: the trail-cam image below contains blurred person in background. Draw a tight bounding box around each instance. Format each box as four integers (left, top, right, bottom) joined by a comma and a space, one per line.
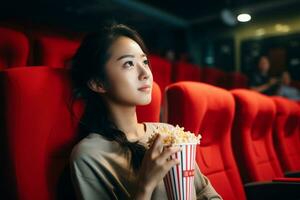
277, 71, 300, 100
249, 55, 280, 95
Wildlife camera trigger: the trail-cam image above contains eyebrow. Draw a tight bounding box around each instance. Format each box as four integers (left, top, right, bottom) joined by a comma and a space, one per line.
117, 54, 147, 61
117, 55, 134, 60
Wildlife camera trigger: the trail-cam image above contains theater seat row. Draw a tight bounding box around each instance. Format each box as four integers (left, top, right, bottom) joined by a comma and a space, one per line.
166, 82, 300, 199
147, 56, 249, 96
272, 97, 300, 173
0, 27, 80, 70
0, 26, 249, 93
166, 81, 247, 200
1, 66, 300, 200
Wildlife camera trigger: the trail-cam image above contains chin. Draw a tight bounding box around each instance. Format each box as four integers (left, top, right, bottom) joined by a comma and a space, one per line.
136, 97, 152, 106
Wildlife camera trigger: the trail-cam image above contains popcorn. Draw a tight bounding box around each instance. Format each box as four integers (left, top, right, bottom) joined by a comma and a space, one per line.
147, 125, 201, 146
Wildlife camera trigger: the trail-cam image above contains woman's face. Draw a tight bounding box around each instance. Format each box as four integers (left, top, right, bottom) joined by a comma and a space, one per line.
282, 71, 291, 85
258, 56, 270, 73
103, 36, 153, 106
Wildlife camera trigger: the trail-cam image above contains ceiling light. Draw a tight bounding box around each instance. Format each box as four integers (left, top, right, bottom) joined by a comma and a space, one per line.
275, 24, 290, 32
255, 28, 265, 36
237, 13, 251, 22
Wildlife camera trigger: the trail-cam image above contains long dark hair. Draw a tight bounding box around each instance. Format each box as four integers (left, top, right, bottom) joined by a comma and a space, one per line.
70, 24, 148, 171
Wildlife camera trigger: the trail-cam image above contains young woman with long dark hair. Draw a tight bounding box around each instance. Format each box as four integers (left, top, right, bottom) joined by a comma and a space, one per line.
69, 23, 221, 200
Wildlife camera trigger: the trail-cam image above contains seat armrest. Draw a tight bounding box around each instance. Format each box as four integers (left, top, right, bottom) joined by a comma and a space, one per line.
272, 177, 300, 182
244, 181, 300, 200
284, 171, 300, 178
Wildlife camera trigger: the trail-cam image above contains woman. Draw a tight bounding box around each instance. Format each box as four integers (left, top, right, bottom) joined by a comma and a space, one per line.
249, 56, 279, 95
70, 23, 221, 200
277, 71, 300, 100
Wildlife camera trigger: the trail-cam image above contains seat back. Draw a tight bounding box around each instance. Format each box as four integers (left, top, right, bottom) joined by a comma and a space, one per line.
166, 81, 246, 200
172, 61, 201, 82
0, 66, 161, 200
225, 72, 248, 89
33, 36, 80, 68
272, 96, 300, 172
231, 89, 283, 183
0, 66, 84, 200
137, 82, 161, 122
149, 55, 172, 94
201, 67, 226, 87
0, 27, 29, 70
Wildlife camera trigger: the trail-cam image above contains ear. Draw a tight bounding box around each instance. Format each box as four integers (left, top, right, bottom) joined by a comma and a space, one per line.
87, 79, 106, 93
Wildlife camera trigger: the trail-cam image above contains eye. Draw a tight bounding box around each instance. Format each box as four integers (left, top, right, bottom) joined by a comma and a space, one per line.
143, 59, 149, 66
123, 61, 134, 68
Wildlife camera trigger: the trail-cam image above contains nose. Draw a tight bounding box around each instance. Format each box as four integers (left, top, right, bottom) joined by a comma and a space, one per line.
137, 61, 150, 80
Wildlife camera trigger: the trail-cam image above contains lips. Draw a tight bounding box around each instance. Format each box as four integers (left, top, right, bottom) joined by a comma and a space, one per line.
138, 85, 151, 91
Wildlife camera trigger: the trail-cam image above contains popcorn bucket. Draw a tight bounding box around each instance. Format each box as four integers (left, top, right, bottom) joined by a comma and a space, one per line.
163, 143, 197, 200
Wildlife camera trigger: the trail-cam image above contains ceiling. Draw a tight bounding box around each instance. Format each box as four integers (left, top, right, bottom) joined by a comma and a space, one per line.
139, 0, 300, 19
1, 0, 300, 32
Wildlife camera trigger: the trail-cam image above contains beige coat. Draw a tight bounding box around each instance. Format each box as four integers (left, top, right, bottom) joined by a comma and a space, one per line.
70, 122, 222, 200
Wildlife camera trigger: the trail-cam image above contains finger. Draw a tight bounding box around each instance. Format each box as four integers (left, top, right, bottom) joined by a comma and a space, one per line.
157, 146, 181, 163
164, 158, 180, 171
148, 134, 163, 154
164, 144, 172, 148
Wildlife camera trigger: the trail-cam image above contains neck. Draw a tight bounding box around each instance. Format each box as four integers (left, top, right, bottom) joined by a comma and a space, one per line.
260, 70, 268, 76
105, 100, 143, 142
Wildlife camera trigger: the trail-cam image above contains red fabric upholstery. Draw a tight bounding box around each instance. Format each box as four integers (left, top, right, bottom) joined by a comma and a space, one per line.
172, 61, 202, 82
34, 36, 80, 68
272, 177, 300, 182
149, 55, 172, 94
231, 89, 284, 183
137, 81, 161, 122
201, 67, 226, 87
225, 72, 248, 89
0, 27, 29, 70
271, 96, 300, 172
0, 66, 84, 200
0, 66, 161, 199
166, 82, 246, 200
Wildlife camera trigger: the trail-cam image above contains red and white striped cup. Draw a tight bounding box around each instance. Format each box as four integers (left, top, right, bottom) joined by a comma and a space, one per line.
163, 143, 197, 200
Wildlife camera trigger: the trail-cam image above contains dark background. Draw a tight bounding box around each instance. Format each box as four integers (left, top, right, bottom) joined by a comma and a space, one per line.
1, 0, 300, 80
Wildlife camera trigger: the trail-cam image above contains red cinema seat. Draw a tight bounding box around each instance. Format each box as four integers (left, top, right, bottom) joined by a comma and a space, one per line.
172, 61, 201, 82
0, 66, 84, 200
201, 67, 226, 87
34, 36, 80, 68
148, 55, 172, 94
166, 82, 246, 200
136, 81, 161, 123
231, 89, 284, 182
0, 66, 161, 200
0, 27, 29, 70
271, 96, 300, 172
225, 72, 248, 89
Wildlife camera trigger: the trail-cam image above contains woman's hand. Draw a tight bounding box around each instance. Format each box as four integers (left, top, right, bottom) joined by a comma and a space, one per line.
268, 78, 279, 86
134, 134, 181, 200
